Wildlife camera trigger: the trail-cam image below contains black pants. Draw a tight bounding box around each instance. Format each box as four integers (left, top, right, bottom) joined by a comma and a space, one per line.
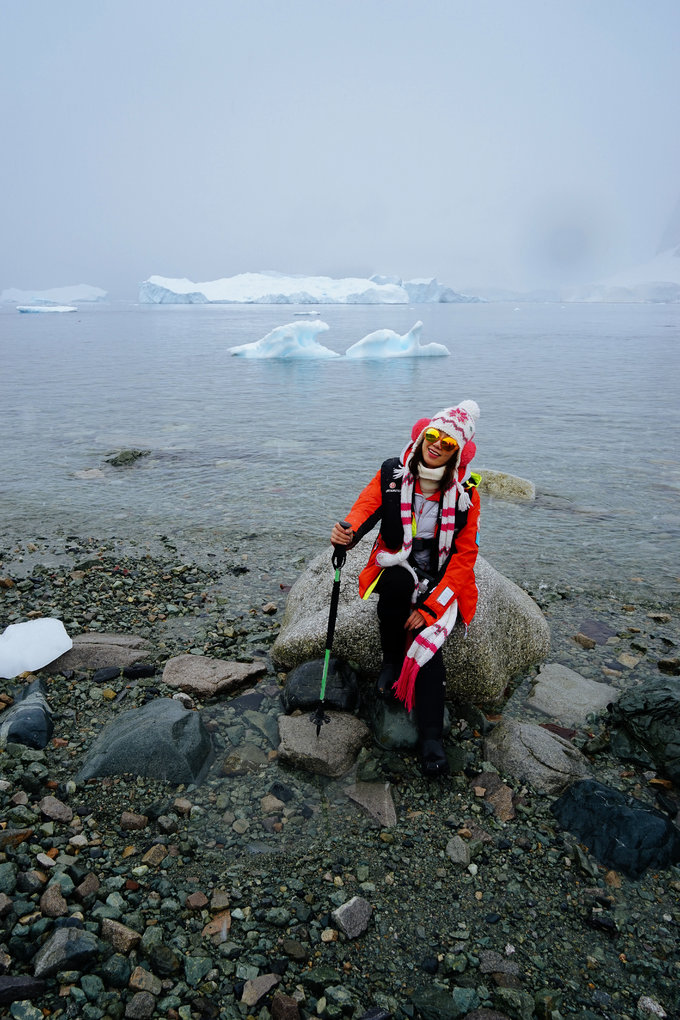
374, 566, 446, 740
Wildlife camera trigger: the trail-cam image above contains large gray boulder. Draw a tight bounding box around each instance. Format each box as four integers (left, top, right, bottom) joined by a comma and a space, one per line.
75, 698, 214, 784
277, 711, 370, 778
272, 546, 550, 703
484, 718, 590, 794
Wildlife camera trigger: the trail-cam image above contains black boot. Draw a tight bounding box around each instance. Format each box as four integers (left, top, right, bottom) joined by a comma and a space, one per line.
415, 652, 449, 777
420, 737, 450, 777
376, 662, 398, 699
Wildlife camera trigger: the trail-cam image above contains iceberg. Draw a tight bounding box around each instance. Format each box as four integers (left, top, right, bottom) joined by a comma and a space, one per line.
1, 284, 107, 305
345, 321, 449, 359
139, 271, 479, 305
229, 320, 340, 359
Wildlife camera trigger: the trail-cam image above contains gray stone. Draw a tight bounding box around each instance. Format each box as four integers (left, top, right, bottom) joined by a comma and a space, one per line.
272, 548, 549, 703
525, 663, 618, 726
477, 468, 535, 501
277, 712, 370, 778
52, 633, 152, 671
162, 654, 266, 698
75, 698, 213, 784
124, 991, 157, 1019
484, 718, 590, 794
33, 927, 100, 979
345, 781, 397, 827
331, 895, 372, 938
242, 973, 281, 1007
446, 835, 471, 866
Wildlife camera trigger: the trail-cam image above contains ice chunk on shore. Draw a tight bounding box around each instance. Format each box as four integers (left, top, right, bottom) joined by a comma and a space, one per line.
140, 271, 479, 305
229, 320, 340, 359
0, 619, 72, 679
1, 284, 107, 305
345, 321, 449, 359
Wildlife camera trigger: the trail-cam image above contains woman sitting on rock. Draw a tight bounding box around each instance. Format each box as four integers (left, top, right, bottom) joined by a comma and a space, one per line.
330, 401, 481, 777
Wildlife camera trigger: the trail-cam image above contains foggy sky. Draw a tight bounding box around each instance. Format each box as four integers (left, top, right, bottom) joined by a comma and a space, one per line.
2, 0, 679, 297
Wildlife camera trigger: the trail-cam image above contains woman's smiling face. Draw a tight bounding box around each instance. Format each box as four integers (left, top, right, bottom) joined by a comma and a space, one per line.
422, 429, 458, 468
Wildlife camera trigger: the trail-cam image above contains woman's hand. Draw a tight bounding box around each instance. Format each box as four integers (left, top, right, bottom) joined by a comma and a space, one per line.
405, 609, 427, 630
330, 522, 354, 546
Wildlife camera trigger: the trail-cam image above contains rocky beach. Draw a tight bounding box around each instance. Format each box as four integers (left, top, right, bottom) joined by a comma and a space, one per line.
1, 529, 679, 1020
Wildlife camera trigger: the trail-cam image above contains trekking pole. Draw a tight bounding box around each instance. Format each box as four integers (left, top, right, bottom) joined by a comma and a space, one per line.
310, 522, 351, 737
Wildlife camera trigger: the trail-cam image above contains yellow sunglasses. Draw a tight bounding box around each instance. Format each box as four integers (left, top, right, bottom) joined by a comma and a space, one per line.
424, 427, 459, 452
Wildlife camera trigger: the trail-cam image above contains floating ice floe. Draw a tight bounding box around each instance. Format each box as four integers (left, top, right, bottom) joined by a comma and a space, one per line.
345, 321, 449, 359
17, 305, 77, 313
229, 320, 339, 359
0, 618, 72, 679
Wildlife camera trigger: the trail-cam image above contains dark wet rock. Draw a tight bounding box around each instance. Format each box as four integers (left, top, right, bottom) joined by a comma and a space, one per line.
271, 993, 302, 1019
0, 975, 46, 1005
32, 927, 100, 979
52, 633, 153, 671
551, 778, 680, 879
280, 657, 360, 713
525, 663, 617, 726
92, 666, 121, 683
369, 697, 452, 750
123, 662, 157, 679
463, 1012, 512, 1020
484, 718, 590, 793
273, 549, 550, 703
607, 677, 680, 783
277, 711, 370, 778
577, 619, 617, 644
221, 741, 269, 776
300, 965, 339, 995
162, 653, 266, 698
0, 678, 53, 749
411, 983, 471, 1019
75, 697, 213, 784
105, 449, 151, 467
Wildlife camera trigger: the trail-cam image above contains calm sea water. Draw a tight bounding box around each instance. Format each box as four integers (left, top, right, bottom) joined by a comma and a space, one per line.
1, 301, 678, 600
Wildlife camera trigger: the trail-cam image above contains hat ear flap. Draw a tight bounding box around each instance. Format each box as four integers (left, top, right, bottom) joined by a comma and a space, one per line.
459, 439, 476, 468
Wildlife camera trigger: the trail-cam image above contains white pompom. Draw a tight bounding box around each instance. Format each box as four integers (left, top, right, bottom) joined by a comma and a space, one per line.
458, 399, 480, 421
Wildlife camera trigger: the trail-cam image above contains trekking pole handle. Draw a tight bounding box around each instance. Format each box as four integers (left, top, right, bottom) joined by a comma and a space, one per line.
332, 521, 352, 569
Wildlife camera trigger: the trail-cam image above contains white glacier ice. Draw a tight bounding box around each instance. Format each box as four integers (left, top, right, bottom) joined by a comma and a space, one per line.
1, 284, 107, 305
563, 245, 680, 303
345, 321, 449, 359
17, 305, 77, 314
0, 619, 72, 680
229, 320, 340, 359
139, 271, 479, 305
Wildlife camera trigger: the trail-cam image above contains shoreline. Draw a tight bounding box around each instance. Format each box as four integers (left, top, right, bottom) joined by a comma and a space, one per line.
1, 531, 679, 1019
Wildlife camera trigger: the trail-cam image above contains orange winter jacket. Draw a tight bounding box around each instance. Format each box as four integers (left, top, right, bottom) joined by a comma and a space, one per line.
344, 460, 481, 627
